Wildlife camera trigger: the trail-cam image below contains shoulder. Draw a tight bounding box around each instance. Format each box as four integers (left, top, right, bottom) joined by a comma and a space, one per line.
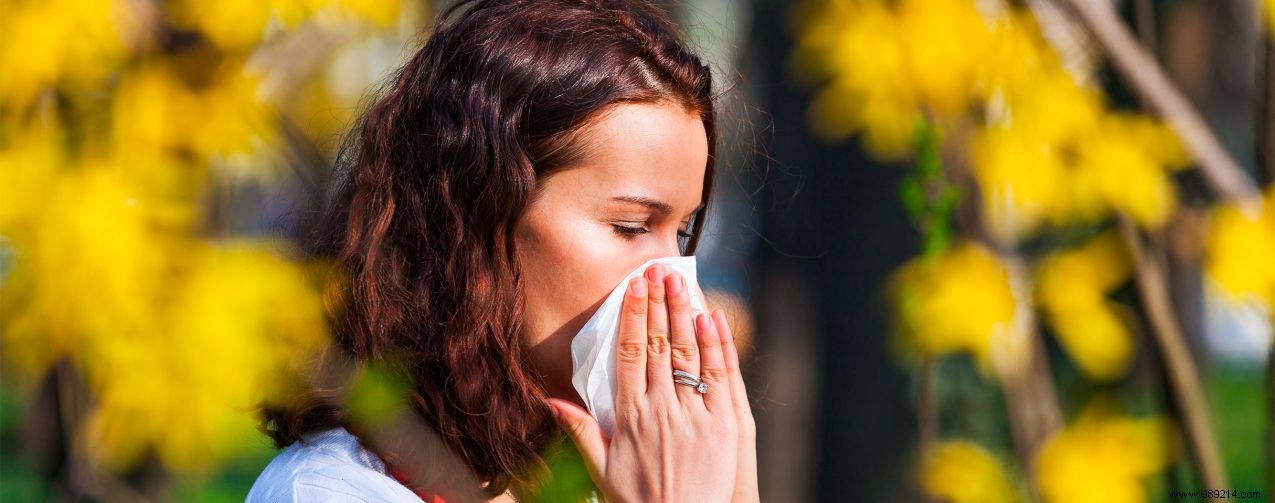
246, 427, 421, 503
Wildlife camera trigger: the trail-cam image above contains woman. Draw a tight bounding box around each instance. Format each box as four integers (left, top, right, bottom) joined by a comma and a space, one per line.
248, 0, 757, 501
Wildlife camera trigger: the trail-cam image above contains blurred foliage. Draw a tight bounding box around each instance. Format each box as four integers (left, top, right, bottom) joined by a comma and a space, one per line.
0, 0, 609, 499
922, 439, 1020, 503
1206, 189, 1275, 311
0, 0, 419, 498
898, 119, 960, 258
1034, 398, 1177, 503
347, 363, 414, 427
889, 243, 1020, 379
514, 434, 602, 503
796, 0, 1275, 501
1035, 230, 1136, 382
794, 0, 1187, 245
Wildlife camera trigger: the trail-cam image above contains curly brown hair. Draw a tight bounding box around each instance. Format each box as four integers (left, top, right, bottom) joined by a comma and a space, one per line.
260, 0, 717, 497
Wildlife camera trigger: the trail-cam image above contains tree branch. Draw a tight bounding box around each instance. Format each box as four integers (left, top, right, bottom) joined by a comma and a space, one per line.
1058, 0, 1261, 205
1118, 217, 1229, 495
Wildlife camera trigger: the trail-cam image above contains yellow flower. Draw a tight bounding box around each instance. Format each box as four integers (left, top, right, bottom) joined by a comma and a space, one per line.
890, 243, 1024, 378
797, 0, 997, 158
0, 121, 65, 230
896, 0, 990, 117
1076, 115, 1184, 229
0, 163, 171, 383
976, 13, 1055, 100
168, 0, 405, 50
800, 1, 918, 157
808, 78, 917, 158
796, 0, 1187, 245
110, 67, 194, 155
187, 69, 282, 180
81, 241, 329, 473
0, 0, 404, 478
1265, 0, 1275, 33
0, 0, 136, 108
971, 124, 1072, 243
0, 155, 328, 473
330, 0, 405, 29
972, 71, 1183, 242
111, 63, 281, 182
1204, 190, 1275, 309
168, 0, 299, 50
1035, 231, 1135, 381
1036, 401, 1175, 503
922, 440, 1020, 503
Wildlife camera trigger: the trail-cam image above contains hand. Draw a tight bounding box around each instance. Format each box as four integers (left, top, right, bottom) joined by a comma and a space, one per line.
547, 264, 757, 502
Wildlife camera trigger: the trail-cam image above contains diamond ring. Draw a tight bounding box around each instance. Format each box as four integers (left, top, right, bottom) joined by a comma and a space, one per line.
673, 369, 708, 394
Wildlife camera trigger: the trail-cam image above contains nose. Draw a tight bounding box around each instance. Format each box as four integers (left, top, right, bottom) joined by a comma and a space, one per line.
655, 235, 685, 260
631, 240, 683, 274
622, 229, 687, 278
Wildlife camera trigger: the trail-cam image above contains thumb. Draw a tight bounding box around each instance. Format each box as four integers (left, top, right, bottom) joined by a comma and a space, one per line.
546, 398, 607, 477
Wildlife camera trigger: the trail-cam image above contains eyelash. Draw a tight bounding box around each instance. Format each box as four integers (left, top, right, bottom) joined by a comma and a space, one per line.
611, 225, 696, 240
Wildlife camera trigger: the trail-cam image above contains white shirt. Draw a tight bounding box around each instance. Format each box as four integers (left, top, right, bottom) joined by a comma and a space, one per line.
246, 427, 422, 502
247, 426, 600, 502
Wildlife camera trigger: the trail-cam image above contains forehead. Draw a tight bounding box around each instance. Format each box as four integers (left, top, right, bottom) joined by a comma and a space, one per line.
552, 102, 708, 207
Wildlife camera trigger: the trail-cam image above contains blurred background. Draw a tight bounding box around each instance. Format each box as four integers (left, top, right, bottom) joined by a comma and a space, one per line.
4, 0, 1275, 501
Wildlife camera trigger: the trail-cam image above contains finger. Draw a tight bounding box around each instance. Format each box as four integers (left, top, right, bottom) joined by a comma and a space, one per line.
665, 272, 702, 404
615, 276, 648, 407
547, 398, 608, 486
713, 308, 760, 502
644, 264, 674, 397
714, 309, 752, 418
694, 313, 731, 413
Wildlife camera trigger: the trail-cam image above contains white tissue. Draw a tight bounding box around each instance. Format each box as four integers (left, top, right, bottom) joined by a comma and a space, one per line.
570, 255, 709, 437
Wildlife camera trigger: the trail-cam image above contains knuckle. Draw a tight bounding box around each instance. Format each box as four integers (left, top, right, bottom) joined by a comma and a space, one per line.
699, 366, 727, 383
617, 342, 646, 362
724, 360, 741, 374
646, 335, 669, 355
697, 333, 722, 350
625, 297, 647, 316
565, 419, 589, 439
617, 404, 642, 430
712, 418, 738, 438
670, 343, 698, 362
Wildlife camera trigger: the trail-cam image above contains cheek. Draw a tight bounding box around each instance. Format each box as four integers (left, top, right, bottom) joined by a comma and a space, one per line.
549, 224, 627, 305
518, 215, 631, 335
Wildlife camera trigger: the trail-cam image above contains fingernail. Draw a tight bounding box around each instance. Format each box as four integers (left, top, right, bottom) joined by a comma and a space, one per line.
630, 277, 646, 297
696, 313, 711, 332
645, 264, 663, 282
667, 274, 683, 296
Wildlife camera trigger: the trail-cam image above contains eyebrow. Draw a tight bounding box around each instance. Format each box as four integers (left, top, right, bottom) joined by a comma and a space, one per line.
609, 195, 705, 217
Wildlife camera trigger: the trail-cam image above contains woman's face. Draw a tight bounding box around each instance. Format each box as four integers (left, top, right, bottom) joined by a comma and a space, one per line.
514, 102, 708, 405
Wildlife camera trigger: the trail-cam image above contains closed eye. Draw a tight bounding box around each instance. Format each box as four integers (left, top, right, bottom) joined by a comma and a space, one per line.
611, 225, 648, 238
610, 225, 696, 239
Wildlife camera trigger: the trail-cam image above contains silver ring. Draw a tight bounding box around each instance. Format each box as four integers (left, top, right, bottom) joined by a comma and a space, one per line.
672, 370, 708, 394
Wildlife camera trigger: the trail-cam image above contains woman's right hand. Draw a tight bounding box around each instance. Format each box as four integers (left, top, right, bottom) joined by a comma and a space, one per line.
547, 264, 756, 503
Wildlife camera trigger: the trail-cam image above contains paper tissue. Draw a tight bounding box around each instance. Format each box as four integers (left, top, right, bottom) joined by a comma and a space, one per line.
570, 255, 710, 437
